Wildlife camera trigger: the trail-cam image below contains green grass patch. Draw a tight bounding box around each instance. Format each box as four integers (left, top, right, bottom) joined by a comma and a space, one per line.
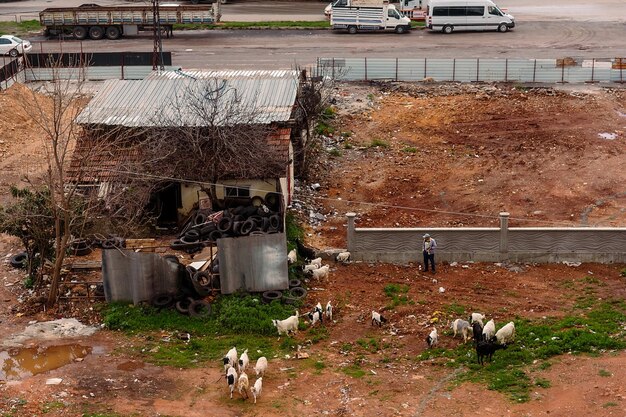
599, 369, 612, 377
340, 342, 353, 353
418, 303, 626, 402
410, 21, 426, 28
620, 268, 626, 277
369, 138, 389, 148
315, 121, 335, 136
328, 148, 342, 157
343, 142, 353, 149
0, 20, 42, 37
402, 146, 418, 153
308, 325, 330, 343
383, 283, 410, 308
534, 377, 551, 388
341, 364, 366, 378
41, 401, 65, 413
102, 295, 298, 367
445, 303, 467, 316
356, 337, 380, 353
603, 402, 618, 408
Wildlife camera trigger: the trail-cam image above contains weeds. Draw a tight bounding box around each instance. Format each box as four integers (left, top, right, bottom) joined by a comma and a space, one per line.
599, 369, 612, 377
369, 138, 389, 148
445, 303, 467, 316
356, 338, 380, 353
383, 283, 410, 308
342, 364, 366, 378
343, 142, 353, 149
534, 377, 551, 388
603, 402, 618, 408
328, 148, 342, 157
0, 20, 41, 37
418, 303, 626, 402
402, 146, 417, 153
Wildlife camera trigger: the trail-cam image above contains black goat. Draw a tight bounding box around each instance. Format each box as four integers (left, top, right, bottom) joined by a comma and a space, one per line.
295, 238, 316, 261
476, 340, 507, 365
472, 321, 483, 345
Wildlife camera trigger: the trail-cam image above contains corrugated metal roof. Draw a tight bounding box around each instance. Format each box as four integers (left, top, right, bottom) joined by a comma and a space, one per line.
77, 70, 299, 127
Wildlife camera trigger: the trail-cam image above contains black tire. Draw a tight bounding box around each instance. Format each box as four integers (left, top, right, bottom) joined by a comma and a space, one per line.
175, 297, 195, 314
289, 279, 301, 288
10, 252, 27, 269
208, 230, 223, 242
199, 224, 216, 236
193, 271, 212, 287
233, 215, 245, 222
184, 229, 200, 242
105, 25, 121, 40
9, 49, 18, 57
232, 221, 243, 235
289, 286, 307, 299
348, 25, 357, 34
217, 216, 233, 233
151, 293, 174, 309
189, 300, 212, 318
70, 239, 92, 256
395, 25, 406, 34
443, 25, 453, 34
251, 196, 264, 207
194, 213, 207, 225
262, 290, 282, 304
265, 193, 281, 211
94, 283, 105, 297
241, 206, 258, 217
89, 26, 104, 40
498, 23, 508, 33
269, 214, 281, 230
73, 26, 87, 40
240, 219, 256, 235
102, 237, 123, 249
170, 239, 197, 250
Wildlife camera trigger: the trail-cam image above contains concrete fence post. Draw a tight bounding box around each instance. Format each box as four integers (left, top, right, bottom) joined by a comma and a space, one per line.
499, 212, 510, 260
346, 212, 356, 252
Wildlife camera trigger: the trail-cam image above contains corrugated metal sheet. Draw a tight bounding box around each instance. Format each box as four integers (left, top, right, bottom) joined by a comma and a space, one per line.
218, 233, 288, 294
77, 70, 299, 127
145, 69, 297, 80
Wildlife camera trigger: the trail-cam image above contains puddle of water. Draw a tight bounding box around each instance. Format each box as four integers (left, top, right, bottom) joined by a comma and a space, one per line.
598, 132, 617, 140
0, 344, 91, 381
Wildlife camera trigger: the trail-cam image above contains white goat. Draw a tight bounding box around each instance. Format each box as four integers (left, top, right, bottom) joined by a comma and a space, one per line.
251, 377, 263, 404
307, 310, 322, 326
495, 321, 516, 345
237, 371, 250, 399
451, 319, 472, 343
336, 251, 351, 263
326, 301, 333, 322
311, 265, 330, 280
315, 302, 323, 314
272, 310, 300, 336
426, 327, 438, 348
470, 312, 486, 327
223, 347, 238, 372
482, 319, 496, 342
287, 249, 297, 264
226, 365, 238, 399
238, 349, 249, 374
303, 263, 320, 273
254, 356, 268, 377
309, 257, 322, 267
372, 310, 387, 326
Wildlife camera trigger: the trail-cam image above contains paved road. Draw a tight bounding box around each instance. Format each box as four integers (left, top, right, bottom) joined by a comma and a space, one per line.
30, 21, 626, 70
4, 0, 625, 70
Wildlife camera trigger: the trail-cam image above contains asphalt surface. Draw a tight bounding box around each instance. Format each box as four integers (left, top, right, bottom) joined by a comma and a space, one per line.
3, 0, 625, 70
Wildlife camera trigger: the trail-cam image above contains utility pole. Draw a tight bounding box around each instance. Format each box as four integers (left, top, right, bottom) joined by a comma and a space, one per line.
152, 0, 164, 71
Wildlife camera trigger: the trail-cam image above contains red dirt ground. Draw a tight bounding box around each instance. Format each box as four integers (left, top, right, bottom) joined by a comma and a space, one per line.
1, 82, 625, 416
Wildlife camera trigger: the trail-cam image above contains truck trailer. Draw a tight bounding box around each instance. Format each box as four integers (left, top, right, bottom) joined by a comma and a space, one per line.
330, 0, 411, 34
39, 3, 221, 40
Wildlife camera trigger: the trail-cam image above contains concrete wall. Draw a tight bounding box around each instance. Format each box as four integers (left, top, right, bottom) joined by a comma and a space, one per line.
346, 213, 626, 264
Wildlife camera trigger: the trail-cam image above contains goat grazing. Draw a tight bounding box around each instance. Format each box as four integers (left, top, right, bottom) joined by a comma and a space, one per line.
295, 238, 316, 260
238, 349, 249, 374
272, 310, 300, 336
426, 327, 438, 348
372, 310, 387, 326
495, 321, 516, 345
303, 263, 320, 273
287, 249, 297, 264
482, 319, 496, 342
226, 365, 238, 399
326, 301, 333, 321
306, 309, 322, 326
311, 265, 330, 280
254, 356, 268, 377
223, 347, 238, 372
237, 371, 250, 399
472, 321, 483, 345
309, 257, 322, 267
315, 302, 323, 315
469, 312, 486, 326
251, 377, 263, 404
476, 340, 507, 365
336, 251, 351, 263
451, 319, 472, 343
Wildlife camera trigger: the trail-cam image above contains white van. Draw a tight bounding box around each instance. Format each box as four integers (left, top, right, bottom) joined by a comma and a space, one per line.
427, 0, 514, 33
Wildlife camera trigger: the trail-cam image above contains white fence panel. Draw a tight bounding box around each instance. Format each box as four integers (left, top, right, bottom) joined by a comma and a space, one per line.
397, 58, 426, 81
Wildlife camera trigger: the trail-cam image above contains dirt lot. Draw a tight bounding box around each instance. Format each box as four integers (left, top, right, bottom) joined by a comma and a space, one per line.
1, 81, 626, 416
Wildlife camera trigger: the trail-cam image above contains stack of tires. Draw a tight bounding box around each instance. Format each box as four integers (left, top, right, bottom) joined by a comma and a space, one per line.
171, 202, 283, 252
261, 279, 307, 305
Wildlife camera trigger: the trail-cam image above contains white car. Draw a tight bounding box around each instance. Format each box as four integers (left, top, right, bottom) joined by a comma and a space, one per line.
0, 35, 32, 57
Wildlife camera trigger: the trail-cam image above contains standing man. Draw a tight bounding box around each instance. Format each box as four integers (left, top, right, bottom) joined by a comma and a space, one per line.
422, 233, 437, 273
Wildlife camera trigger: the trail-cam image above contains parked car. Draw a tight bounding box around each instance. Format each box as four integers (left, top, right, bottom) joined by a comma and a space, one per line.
0, 35, 32, 57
